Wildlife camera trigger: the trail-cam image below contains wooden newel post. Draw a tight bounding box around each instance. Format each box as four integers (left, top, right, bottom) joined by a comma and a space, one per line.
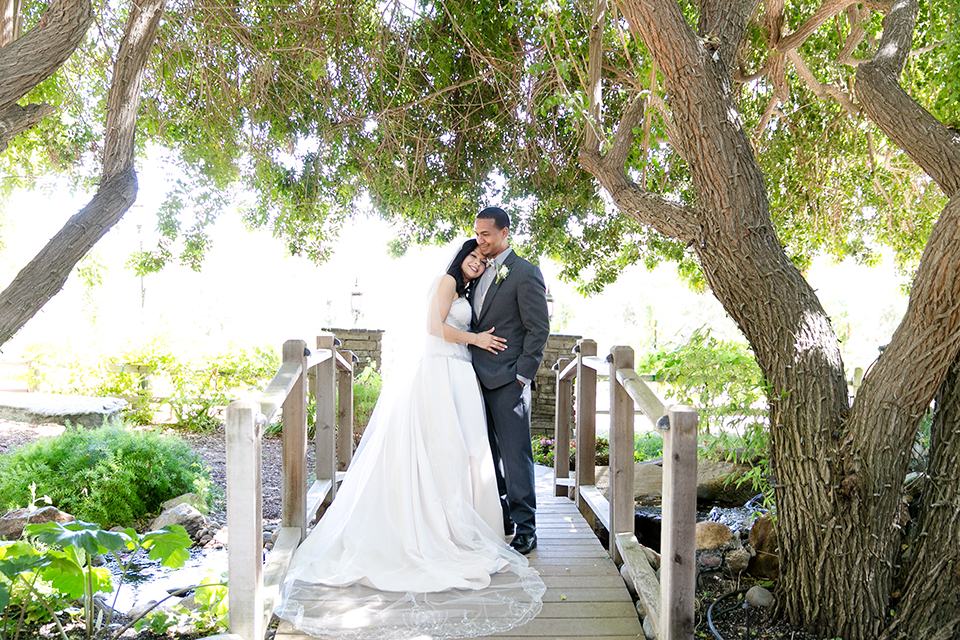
336, 351, 355, 472
608, 345, 634, 566
281, 339, 308, 538
554, 357, 572, 497
315, 333, 337, 504
660, 404, 698, 639
225, 400, 264, 640
576, 339, 598, 515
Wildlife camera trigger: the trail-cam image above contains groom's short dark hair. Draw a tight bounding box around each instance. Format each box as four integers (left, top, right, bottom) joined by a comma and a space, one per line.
477, 206, 510, 231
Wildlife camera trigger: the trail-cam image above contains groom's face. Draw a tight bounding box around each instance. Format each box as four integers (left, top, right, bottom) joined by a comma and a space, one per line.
474, 218, 509, 258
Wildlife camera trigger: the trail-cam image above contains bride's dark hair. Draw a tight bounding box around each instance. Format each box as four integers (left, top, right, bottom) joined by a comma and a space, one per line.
446, 239, 481, 299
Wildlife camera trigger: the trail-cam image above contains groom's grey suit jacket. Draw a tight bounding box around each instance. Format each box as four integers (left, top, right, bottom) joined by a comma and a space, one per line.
471, 250, 550, 389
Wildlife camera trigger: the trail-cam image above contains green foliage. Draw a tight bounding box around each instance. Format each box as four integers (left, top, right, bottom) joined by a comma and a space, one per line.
24, 338, 280, 430
135, 574, 228, 636
532, 433, 662, 467
351, 365, 383, 444
638, 328, 771, 496
0, 425, 210, 528
634, 431, 664, 462
637, 327, 767, 437
0, 522, 191, 640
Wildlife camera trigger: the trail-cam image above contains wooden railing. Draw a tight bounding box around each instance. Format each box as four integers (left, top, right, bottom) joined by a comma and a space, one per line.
223, 333, 354, 640
553, 339, 698, 640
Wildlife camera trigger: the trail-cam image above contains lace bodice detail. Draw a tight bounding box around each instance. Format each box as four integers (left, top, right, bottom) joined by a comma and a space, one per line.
445, 297, 472, 332
426, 297, 472, 362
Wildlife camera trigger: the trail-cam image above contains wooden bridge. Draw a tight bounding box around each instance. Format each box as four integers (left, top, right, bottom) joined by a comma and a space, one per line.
221, 334, 699, 640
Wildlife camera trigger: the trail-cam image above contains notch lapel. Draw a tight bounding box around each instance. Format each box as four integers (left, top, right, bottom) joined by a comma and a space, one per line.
477, 251, 517, 324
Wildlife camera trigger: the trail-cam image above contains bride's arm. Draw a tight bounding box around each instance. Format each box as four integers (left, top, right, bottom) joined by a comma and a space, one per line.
433, 275, 506, 354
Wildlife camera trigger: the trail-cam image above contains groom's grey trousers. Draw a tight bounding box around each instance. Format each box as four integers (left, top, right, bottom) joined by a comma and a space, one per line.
480, 379, 537, 536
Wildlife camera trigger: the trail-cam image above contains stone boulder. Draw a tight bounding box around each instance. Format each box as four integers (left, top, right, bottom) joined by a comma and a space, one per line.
695, 521, 733, 550
150, 503, 210, 541
0, 391, 126, 428
0, 506, 76, 540
696, 459, 756, 504
595, 457, 756, 504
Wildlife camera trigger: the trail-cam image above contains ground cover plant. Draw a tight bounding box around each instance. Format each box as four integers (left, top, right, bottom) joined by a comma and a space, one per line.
0, 424, 211, 528
0, 520, 201, 640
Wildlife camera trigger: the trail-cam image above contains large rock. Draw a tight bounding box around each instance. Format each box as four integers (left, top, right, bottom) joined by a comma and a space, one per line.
596, 463, 663, 501
696, 459, 756, 504
0, 506, 76, 539
595, 458, 756, 504
695, 521, 733, 550
150, 503, 209, 540
0, 392, 126, 428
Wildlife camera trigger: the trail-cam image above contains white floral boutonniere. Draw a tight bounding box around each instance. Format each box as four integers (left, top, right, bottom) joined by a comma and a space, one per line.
495, 264, 511, 284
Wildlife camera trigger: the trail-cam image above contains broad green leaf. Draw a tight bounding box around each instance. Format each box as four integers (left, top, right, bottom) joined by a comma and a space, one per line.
140, 526, 192, 568
0, 551, 51, 578
38, 554, 86, 599
26, 521, 132, 557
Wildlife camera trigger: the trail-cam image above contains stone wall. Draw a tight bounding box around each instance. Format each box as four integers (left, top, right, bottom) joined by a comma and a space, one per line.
531, 334, 582, 436
323, 328, 385, 373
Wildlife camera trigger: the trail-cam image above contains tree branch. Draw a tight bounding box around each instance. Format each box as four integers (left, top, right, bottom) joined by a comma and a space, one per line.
856, 0, 960, 197
0, 0, 166, 346
0, 102, 56, 152
0, 0, 93, 113
787, 50, 860, 116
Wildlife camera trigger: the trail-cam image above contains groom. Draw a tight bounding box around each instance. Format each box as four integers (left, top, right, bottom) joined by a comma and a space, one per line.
470, 206, 550, 555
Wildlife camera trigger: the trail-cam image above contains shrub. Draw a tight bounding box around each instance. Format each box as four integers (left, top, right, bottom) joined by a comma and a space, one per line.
0, 424, 210, 528
532, 435, 657, 467
25, 338, 280, 431
351, 365, 383, 446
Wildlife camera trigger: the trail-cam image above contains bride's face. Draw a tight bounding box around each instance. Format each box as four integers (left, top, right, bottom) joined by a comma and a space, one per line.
460, 249, 486, 281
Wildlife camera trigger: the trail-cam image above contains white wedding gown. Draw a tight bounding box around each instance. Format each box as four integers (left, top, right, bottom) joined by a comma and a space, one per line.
275, 297, 545, 639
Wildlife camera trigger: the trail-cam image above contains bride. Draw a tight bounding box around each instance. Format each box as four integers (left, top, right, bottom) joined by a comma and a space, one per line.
274, 239, 546, 639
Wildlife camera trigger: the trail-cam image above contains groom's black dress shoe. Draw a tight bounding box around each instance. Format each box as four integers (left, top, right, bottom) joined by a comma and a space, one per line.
510, 533, 537, 555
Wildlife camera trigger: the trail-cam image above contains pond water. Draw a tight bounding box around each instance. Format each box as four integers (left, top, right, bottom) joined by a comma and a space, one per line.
101, 547, 228, 613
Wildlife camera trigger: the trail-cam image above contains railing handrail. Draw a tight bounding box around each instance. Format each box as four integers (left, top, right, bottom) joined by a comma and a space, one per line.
224, 333, 354, 640
553, 338, 697, 640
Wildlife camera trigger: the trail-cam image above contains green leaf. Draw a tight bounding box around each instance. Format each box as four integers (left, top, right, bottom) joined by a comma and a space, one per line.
140, 526, 192, 568
26, 521, 132, 557
0, 549, 51, 578
37, 554, 86, 599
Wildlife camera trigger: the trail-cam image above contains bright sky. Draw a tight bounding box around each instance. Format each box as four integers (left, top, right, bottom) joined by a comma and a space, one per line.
0, 168, 909, 378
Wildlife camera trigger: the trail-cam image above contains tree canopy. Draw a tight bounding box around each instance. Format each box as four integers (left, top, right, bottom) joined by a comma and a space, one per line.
5, 0, 955, 291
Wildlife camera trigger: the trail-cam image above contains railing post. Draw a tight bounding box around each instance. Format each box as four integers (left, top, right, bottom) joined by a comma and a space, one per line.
554, 357, 572, 497
225, 400, 264, 640
315, 333, 337, 504
281, 340, 308, 539
575, 339, 598, 518
336, 351, 355, 471
660, 405, 698, 639
608, 345, 634, 566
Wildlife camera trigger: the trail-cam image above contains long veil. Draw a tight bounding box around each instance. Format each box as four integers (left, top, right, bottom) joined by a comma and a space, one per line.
274, 240, 545, 639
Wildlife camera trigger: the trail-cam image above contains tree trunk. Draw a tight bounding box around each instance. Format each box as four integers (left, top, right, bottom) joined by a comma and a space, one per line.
0, 0, 166, 346
581, 0, 960, 637
880, 282, 960, 640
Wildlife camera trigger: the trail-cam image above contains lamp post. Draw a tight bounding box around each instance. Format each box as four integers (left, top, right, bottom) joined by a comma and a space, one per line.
545, 286, 555, 320
351, 280, 363, 326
